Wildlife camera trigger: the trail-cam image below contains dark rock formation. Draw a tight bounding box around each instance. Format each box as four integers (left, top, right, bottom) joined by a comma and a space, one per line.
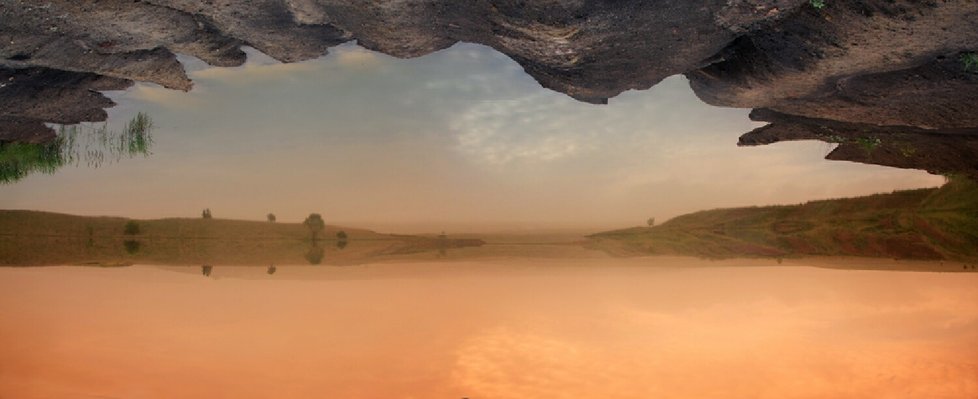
2, 0, 805, 105
688, 1, 978, 115
741, 109, 978, 180
0, 66, 131, 142
1, 0, 977, 176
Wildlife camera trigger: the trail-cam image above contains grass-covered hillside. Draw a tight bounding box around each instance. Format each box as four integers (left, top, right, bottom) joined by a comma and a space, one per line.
0, 211, 482, 266
590, 178, 978, 261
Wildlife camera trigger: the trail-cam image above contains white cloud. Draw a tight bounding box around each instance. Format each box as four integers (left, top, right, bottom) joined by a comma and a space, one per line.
450, 92, 614, 165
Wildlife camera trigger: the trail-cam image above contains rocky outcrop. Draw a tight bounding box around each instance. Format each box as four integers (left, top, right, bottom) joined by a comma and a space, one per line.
688, 1, 978, 111
0, 66, 132, 141
1, 0, 977, 175
1, 0, 805, 105
741, 109, 978, 180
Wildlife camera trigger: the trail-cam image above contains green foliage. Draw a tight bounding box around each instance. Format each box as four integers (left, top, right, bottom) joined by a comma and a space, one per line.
0, 141, 66, 183
856, 137, 881, 153
121, 112, 153, 155
810, 0, 826, 9
961, 52, 978, 72
0, 112, 153, 184
124, 220, 141, 235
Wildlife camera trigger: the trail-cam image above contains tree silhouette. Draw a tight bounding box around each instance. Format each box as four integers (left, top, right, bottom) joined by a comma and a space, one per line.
267, 265, 277, 275
202, 265, 212, 276
202, 208, 212, 219
336, 231, 348, 240
304, 213, 325, 241
267, 213, 276, 222
124, 220, 140, 235
647, 217, 655, 228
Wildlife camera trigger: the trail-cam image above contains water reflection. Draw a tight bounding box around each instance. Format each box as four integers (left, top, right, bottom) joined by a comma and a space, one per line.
123, 239, 140, 254
305, 242, 325, 265
0, 112, 153, 183
0, 263, 975, 398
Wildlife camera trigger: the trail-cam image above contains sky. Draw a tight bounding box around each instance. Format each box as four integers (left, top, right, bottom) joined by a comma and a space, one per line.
0, 43, 943, 233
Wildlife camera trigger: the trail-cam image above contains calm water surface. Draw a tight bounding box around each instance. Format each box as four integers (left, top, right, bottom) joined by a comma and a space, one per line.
2, 260, 976, 398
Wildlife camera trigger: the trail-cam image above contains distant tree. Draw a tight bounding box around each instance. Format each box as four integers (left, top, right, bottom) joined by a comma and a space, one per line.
267, 265, 277, 275
336, 231, 348, 240
336, 240, 348, 250
647, 217, 655, 228
202, 265, 213, 276
304, 213, 325, 241
123, 239, 141, 254
202, 208, 212, 219
267, 213, 276, 222
124, 220, 140, 235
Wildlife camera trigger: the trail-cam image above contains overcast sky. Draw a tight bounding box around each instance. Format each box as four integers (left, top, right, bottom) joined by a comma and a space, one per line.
0, 43, 943, 233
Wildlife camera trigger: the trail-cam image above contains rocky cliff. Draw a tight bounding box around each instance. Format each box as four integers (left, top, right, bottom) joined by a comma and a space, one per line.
2, 0, 976, 174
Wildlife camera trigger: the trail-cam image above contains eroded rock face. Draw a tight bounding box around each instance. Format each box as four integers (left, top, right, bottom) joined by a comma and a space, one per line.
742, 54, 978, 130
1, 0, 976, 177
0, 66, 132, 141
1, 0, 805, 104
741, 110, 978, 180
689, 1, 978, 103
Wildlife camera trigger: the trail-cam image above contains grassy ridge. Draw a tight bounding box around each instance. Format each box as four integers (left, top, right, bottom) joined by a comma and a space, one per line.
590, 178, 978, 261
0, 211, 483, 266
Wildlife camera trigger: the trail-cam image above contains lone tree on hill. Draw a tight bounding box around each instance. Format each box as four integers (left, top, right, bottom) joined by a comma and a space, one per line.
267, 213, 276, 222
202, 208, 212, 219
647, 217, 655, 228
304, 213, 326, 241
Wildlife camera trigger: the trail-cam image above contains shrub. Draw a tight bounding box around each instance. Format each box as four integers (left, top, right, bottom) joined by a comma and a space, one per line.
962, 52, 978, 72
